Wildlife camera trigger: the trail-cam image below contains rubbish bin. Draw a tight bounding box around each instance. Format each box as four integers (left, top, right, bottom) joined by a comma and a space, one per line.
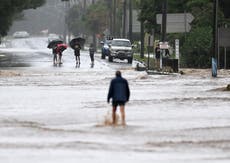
162, 58, 178, 73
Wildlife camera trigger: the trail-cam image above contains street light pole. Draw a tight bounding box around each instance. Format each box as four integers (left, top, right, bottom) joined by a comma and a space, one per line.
212, 0, 218, 77
61, 0, 70, 43
140, 0, 144, 59
113, 0, 117, 37
162, 0, 167, 42
122, 0, 127, 38
129, 0, 133, 42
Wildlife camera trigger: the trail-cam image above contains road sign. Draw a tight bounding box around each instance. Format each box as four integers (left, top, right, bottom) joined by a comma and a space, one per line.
156, 13, 194, 33
159, 42, 169, 49
167, 22, 191, 33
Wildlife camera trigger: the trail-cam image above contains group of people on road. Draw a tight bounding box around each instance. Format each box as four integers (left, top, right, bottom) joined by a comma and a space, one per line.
51, 43, 95, 67
52, 44, 66, 65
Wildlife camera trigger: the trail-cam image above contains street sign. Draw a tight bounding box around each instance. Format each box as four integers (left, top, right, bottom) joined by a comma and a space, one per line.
167, 22, 191, 33
156, 13, 194, 33
157, 13, 194, 24
159, 42, 169, 49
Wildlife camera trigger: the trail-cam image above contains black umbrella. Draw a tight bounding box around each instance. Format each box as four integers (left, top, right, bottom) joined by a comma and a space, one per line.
69, 37, 85, 49
47, 40, 63, 49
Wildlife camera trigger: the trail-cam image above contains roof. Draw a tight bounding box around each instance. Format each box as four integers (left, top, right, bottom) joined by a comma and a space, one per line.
112, 38, 131, 42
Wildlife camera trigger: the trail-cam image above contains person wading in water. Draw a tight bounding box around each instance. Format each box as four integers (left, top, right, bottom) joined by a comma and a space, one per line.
107, 71, 130, 126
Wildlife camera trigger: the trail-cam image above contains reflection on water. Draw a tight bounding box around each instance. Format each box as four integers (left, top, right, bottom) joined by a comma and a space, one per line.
0, 53, 31, 67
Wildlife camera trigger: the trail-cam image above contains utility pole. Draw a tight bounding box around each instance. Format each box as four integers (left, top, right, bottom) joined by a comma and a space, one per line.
129, 0, 133, 42
61, 0, 70, 43
212, 0, 218, 77
162, 0, 167, 42
122, 0, 127, 38
113, 0, 117, 37
92, 0, 96, 51
83, 0, 86, 9
109, 0, 113, 37
140, 0, 144, 58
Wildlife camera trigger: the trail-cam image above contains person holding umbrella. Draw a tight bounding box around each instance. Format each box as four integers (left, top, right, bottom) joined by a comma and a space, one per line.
69, 37, 85, 67
56, 43, 68, 65
47, 39, 63, 65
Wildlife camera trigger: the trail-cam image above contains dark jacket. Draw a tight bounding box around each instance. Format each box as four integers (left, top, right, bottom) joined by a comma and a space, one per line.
107, 76, 130, 103
89, 46, 95, 55
155, 46, 160, 59
74, 44, 81, 56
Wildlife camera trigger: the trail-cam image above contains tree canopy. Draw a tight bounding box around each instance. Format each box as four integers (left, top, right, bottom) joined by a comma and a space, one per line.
0, 0, 45, 38
138, 0, 229, 68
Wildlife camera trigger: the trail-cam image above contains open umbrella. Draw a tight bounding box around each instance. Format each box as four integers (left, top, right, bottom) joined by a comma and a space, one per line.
69, 37, 85, 49
56, 43, 68, 53
47, 40, 63, 49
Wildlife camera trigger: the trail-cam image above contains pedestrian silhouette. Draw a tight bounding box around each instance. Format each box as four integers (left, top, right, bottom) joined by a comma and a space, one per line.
89, 43, 95, 68
74, 43, 81, 67
107, 71, 130, 126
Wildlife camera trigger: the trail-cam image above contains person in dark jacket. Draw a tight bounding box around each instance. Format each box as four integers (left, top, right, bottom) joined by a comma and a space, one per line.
89, 43, 95, 67
107, 71, 130, 126
74, 43, 81, 67
155, 44, 161, 69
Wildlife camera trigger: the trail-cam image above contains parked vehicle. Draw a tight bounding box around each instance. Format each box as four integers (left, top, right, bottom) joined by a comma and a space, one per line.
13, 31, 30, 38
108, 38, 133, 64
101, 40, 112, 59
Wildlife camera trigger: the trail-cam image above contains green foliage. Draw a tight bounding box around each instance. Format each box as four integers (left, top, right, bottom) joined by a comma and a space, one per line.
138, 0, 161, 33
138, 0, 229, 68
67, 1, 108, 37
66, 5, 84, 36
84, 1, 108, 35
85, 1, 108, 34
0, 0, 45, 37
181, 26, 212, 68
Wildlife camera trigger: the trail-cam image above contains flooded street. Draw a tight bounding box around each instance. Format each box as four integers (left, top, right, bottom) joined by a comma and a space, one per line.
0, 37, 230, 163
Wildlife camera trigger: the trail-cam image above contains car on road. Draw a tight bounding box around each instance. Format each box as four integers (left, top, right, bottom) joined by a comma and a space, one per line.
13, 31, 30, 38
101, 40, 112, 59
108, 38, 133, 64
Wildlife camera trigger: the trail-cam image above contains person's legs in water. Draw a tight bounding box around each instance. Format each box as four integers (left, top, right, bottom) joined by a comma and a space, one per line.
120, 105, 126, 126
90, 54, 94, 65
53, 54, 57, 65
75, 55, 79, 66
78, 56, 80, 65
112, 106, 117, 125
58, 53, 62, 64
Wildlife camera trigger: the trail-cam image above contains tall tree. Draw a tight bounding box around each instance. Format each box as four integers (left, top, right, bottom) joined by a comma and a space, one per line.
0, 0, 45, 38
66, 4, 84, 36
137, 0, 229, 68
84, 1, 108, 48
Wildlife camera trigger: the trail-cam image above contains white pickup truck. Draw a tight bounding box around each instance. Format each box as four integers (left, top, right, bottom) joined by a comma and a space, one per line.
108, 38, 133, 64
